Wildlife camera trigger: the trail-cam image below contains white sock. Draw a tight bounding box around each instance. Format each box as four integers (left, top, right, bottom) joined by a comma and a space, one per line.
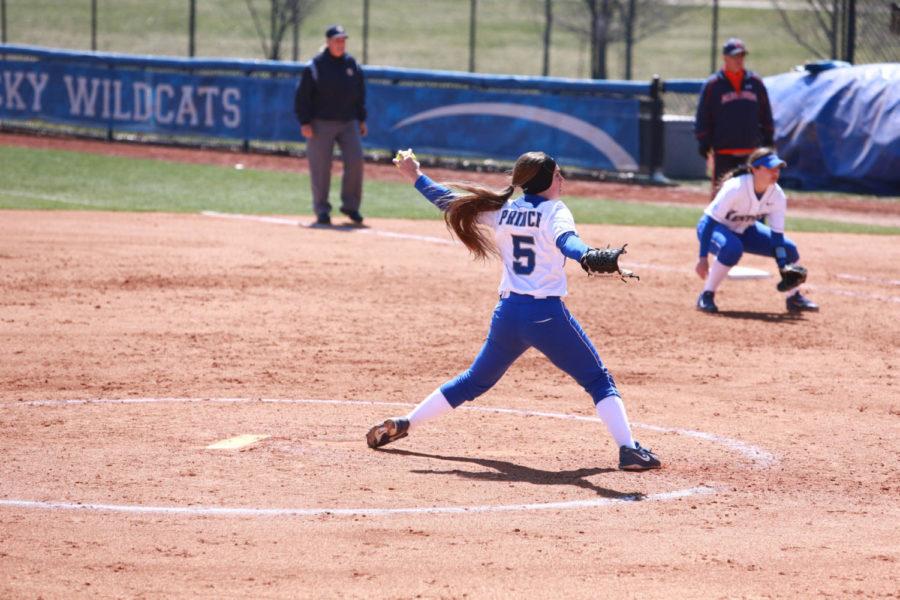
405, 388, 454, 431
594, 395, 635, 449
703, 258, 732, 293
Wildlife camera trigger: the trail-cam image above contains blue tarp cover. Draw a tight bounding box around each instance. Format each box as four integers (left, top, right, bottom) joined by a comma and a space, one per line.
765, 63, 900, 195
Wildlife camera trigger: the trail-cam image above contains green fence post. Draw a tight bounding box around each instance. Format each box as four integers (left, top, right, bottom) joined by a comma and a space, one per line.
468, 0, 477, 72
363, 0, 369, 64
292, 2, 299, 61
91, 0, 97, 51
542, 0, 551, 76
188, 0, 196, 57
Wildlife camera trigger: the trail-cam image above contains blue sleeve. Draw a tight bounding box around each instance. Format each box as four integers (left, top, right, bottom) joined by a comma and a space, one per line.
698, 214, 716, 258
556, 231, 590, 261
414, 174, 454, 211
772, 231, 787, 268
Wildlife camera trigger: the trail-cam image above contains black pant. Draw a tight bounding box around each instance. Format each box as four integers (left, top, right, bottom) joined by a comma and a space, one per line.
711, 153, 750, 199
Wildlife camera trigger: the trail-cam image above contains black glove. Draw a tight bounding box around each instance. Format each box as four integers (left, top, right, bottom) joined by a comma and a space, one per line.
580, 245, 639, 281
777, 263, 808, 292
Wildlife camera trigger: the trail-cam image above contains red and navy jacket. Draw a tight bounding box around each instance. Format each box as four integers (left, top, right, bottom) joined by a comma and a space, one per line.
694, 69, 775, 154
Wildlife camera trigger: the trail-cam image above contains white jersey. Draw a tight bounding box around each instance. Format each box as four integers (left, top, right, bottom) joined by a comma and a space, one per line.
476, 196, 577, 298
705, 173, 787, 234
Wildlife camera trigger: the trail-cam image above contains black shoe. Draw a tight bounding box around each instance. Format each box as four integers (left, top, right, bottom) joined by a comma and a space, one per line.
696, 291, 718, 313
786, 292, 819, 312
340, 208, 364, 225
619, 441, 661, 471
313, 213, 331, 226
366, 417, 410, 449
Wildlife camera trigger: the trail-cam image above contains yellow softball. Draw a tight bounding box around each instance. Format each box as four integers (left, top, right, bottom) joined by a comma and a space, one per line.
394, 148, 415, 162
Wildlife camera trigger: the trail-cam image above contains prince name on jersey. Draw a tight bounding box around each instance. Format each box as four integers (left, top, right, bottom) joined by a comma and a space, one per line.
498, 208, 542, 228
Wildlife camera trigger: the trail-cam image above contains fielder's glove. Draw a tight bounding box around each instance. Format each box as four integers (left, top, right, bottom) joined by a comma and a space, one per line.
777, 263, 808, 292
580, 245, 639, 282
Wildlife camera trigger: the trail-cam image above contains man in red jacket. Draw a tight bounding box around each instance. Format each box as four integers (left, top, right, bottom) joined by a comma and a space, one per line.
694, 38, 775, 198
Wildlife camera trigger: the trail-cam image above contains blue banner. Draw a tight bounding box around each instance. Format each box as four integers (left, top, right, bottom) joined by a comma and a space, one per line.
0, 59, 249, 136
1, 46, 643, 172
367, 83, 639, 171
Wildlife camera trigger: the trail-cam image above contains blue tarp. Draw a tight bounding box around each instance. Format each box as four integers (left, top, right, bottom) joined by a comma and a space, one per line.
765, 63, 900, 195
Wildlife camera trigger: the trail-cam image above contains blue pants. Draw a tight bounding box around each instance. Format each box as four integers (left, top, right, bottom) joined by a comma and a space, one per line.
701, 220, 799, 267
440, 293, 619, 408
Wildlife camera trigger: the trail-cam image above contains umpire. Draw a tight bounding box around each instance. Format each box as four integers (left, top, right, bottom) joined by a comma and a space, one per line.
694, 38, 775, 198
294, 24, 368, 226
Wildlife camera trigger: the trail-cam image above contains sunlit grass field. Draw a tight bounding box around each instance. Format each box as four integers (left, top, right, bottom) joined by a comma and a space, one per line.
1, 145, 896, 235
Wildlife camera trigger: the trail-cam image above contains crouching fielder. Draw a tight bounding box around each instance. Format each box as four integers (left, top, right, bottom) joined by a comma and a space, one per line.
365, 149, 661, 471
695, 147, 818, 314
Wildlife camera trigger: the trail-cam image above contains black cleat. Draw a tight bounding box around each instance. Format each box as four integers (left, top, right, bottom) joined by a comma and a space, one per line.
696, 291, 718, 313
366, 417, 410, 449
619, 441, 661, 471
786, 292, 819, 312
312, 213, 332, 226
340, 208, 364, 225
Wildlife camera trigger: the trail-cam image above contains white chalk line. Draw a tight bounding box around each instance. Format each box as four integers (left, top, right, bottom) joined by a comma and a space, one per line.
0, 487, 714, 517
201, 210, 454, 245
804, 284, 900, 304
0, 397, 772, 517
4, 195, 897, 301
3, 397, 776, 467
835, 273, 900, 287
2, 188, 114, 208
201, 212, 899, 303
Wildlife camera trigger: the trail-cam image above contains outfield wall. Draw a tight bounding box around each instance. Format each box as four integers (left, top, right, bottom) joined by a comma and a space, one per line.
0, 44, 674, 174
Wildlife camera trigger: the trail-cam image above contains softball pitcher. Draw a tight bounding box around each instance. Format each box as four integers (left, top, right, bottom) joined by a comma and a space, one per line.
365, 150, 661, 471
695, 147, 818, 313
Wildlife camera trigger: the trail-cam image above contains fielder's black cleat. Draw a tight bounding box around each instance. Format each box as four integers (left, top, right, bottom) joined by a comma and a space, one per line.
619, 441, 661, 471
786, 292, 819, 312
366, 417, 409, 449
696, 291, 718, 313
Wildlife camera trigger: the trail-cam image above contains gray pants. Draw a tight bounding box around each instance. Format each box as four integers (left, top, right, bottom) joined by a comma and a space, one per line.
306, 119, 364, 217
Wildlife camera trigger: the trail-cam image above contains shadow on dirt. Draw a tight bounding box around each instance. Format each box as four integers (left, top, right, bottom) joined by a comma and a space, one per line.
380, 448, 645, 500
714, 310, 805, 323
306, 222, 369, 231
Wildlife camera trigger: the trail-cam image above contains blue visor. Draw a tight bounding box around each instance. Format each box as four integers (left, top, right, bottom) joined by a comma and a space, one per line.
752, 153, 787, 169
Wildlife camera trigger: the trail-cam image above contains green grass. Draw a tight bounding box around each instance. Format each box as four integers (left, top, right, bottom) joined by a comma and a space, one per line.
3, 0, 833, 79
1, 145, 896, 235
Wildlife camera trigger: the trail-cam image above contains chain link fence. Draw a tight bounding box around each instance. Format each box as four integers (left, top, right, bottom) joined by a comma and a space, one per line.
1, 1, 896, 123
771, 0, 900, 65
2, 1, 897, 80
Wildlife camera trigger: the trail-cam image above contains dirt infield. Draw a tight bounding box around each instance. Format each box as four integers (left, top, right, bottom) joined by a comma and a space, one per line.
1, 202, 898, 597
